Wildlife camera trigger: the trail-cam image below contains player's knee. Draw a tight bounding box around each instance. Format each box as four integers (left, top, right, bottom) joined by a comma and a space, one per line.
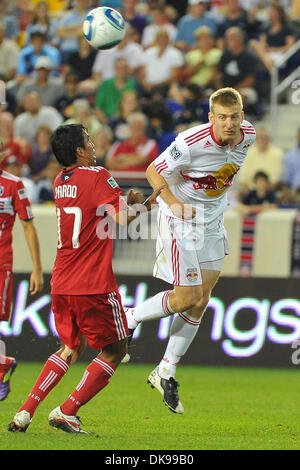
172, 291, 200, 312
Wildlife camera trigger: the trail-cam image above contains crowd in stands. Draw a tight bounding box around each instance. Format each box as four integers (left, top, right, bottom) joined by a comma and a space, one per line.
0, 0, 299, 208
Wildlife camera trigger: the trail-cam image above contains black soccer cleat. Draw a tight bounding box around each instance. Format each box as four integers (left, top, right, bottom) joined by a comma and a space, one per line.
147, 366, 184, 414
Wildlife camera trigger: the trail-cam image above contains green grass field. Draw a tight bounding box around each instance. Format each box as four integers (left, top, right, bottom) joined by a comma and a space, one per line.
0, 363, 300, 450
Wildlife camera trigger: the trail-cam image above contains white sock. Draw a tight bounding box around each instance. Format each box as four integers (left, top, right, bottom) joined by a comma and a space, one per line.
126, 291, 174, 329
158, 312, 201, 379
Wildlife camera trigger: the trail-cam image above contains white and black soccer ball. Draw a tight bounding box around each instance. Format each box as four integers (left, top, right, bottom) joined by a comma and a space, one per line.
83, 7, 126, 50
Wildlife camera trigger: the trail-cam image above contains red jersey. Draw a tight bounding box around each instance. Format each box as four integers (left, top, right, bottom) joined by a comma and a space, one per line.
107, 136, 158, 173
51, 166, 127, 295
0, 170, 34, 270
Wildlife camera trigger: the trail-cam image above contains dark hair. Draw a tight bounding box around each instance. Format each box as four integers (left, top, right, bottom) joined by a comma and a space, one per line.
271, 1, 287, 26
254, 171, 269, 182
30, 31, 46, 41
51, 124, 86, 167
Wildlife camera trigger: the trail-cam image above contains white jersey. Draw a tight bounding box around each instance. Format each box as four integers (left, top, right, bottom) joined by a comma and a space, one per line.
154, 120, 256, 224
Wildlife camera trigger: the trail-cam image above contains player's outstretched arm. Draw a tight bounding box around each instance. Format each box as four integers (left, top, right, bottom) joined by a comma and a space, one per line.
113, 185, 165, 226
21, 220, 44, 295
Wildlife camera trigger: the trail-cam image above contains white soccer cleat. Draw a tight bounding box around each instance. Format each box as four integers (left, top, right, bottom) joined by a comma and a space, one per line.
147, 366, 184, 414
8, 410, 31, 432
48, 406, 87, 434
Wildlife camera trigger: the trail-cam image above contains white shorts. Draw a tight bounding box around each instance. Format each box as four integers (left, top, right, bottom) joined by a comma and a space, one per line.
153, 209, 229, 286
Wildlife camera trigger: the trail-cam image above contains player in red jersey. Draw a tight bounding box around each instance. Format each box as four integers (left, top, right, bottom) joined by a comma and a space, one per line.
0, 139, 44, 401
8, 124, 162, 434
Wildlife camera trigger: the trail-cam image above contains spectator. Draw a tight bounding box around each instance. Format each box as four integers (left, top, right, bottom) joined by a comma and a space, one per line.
250, 1, 295, 73
25, 1, 59, 46
109, 89, 140, 141
276, 182, 297, 208
166, 82, 205, 125
142, 94, 176, 152
184, 25, 222, 88
35, 157, 61, 203
281, 129, 300, 190
94, 57, 137, 122
92, 126, 114, 167
0, 0, 19, 39
0, 111, 31, 166
238, 126, 284, 192
215, 27, 259, 108
175, 0, 217, 52
64, 98, 102, 136
28, 125, 54, 178
4, 155, 39, 203
141, 4, 178, 48
106, 112, 158, 174
55, 71, 85, 119
56, 0, 93, 63
216, 0, 259, 49
0, 21, 20, 82
65, 34, 98, 83
14, 91, 63, 145
138, 29, 184, 98
92, 24, 144, 83
237, 171, 277, 215
121, 0, 148, 41
16, 56, 65, 107
15, 31, 61, 84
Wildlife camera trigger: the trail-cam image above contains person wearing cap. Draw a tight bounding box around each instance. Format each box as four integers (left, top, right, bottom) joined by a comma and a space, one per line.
16, 56, 64, 107
185, 25, 222, 87
15, 31, 61, 84
174, 0, 217, 52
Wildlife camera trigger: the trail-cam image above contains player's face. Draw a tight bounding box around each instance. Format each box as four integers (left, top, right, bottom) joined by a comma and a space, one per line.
80, 131, 96, 166
209, 103, 244, 145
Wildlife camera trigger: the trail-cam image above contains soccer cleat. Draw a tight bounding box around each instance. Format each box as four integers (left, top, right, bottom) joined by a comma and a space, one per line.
8, 410, 31, 432
147, 366, 184, 414
0, 358, 18, 401
48, 406, 88, 434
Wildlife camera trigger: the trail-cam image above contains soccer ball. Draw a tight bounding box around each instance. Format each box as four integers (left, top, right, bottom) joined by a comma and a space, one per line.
83, 7, 126, 50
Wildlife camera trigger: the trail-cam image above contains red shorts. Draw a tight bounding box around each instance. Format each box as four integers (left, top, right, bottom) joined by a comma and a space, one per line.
0, 270, 13, 322
51, 291, 128, 350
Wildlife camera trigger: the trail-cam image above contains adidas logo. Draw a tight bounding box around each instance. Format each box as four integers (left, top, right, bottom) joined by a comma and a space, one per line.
204, 140, 212, 148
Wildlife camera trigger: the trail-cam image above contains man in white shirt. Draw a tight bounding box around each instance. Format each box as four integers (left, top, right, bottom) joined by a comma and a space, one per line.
92, 24, 144, 82
14, 91, 63, 146
139, 29, 184, 96
0, 21, 19, 82
125, 87, 256, 414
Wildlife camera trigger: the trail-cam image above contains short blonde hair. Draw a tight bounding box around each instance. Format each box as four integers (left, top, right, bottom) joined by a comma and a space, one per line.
209, 87, 243, 113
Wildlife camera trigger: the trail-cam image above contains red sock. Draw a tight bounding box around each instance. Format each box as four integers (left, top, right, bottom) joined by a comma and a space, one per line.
0, 356, 13, 372
61, 356, 116, 416
19, 354, 69, 418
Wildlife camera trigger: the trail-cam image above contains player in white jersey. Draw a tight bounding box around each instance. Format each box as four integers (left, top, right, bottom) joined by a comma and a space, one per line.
125, 88, 256, 414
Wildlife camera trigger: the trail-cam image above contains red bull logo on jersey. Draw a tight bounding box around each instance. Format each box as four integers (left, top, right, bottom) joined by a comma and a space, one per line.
186, 268, 199, 283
